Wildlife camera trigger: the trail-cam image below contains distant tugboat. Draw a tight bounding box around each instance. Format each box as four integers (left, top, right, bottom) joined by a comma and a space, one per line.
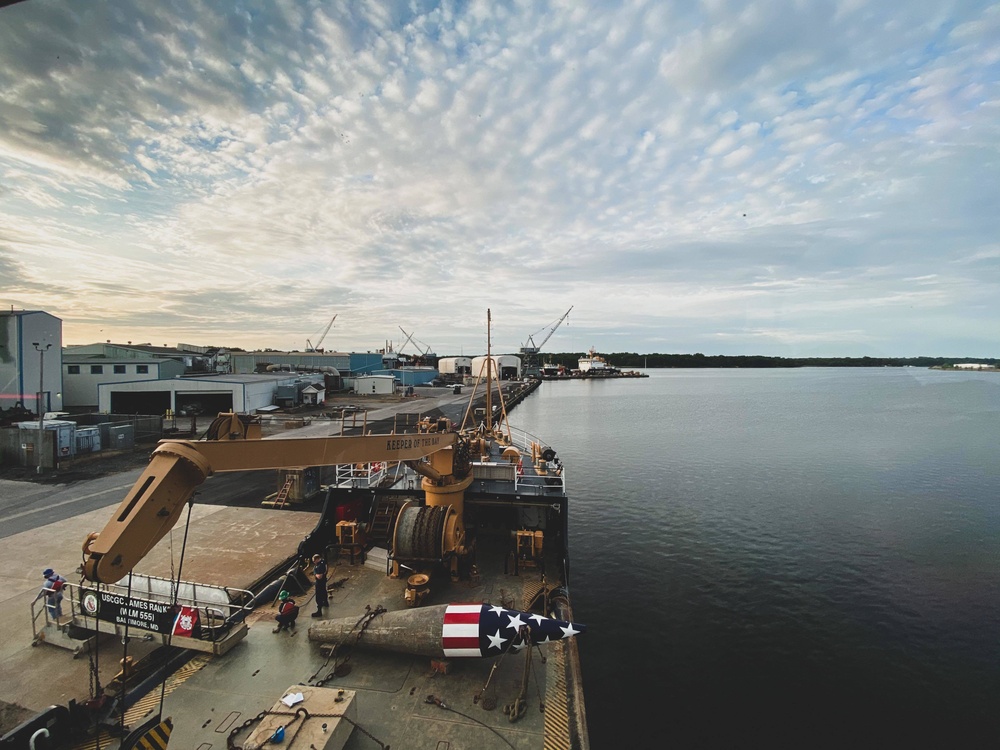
540, 360, 568, 379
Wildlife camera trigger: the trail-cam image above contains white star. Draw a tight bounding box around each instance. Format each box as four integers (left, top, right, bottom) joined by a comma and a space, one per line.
559, 623, 580, 638
487, 629, 508, 651
538, 635, 551, 644
505, 613, 525, 631
512, 640, 527, 651
489, 605, 506, 616
529, 613, 546, 625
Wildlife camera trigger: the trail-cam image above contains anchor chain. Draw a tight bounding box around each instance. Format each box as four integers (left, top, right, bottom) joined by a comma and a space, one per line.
501, 626, 547, 723
227, 705, 389, 750
311, 604, 386, 687
473, 660, 501, 711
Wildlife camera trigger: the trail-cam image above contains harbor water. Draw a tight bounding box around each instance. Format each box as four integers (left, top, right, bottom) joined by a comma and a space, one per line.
513, 368, 1000, 748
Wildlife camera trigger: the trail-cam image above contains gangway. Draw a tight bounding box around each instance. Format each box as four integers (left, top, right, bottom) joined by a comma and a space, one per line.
31, 574, 255, 656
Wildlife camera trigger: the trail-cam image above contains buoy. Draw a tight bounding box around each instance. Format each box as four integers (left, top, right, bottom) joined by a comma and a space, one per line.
309, 603, 585, 658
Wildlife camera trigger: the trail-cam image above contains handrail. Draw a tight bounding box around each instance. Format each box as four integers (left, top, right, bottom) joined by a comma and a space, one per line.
29, 596, 53, 641
332, 460, 393, 488
326, 424, 566, 494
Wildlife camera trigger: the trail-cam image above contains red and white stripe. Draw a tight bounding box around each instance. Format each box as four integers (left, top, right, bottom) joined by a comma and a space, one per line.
441, 603, 483, 657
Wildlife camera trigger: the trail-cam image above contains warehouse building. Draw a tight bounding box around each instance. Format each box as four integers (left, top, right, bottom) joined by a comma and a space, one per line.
472, 355, 521, 380
438, 356, 472, 376
230, 351, 383, 376
97, 373, 302, 415
64, 356, 186, 411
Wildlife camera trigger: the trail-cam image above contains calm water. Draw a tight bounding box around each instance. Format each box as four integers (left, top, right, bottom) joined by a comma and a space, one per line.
512, 368, 1000, 748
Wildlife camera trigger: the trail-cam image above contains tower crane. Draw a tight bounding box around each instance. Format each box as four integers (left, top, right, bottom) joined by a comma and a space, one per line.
306, 314, 337, 352
520, 306, 573, 376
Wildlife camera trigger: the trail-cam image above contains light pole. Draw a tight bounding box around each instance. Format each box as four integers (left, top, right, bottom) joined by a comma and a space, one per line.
33, 342, 52, 474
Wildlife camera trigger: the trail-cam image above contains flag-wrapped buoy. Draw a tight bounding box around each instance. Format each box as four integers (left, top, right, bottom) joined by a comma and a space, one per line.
308, 603, 584, 658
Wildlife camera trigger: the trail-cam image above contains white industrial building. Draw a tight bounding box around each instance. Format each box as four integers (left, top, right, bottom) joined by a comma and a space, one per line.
438, 356, 472, 376
354, 375, 396, 395
64, 356, 186, 411
0, 309, 63, 414
471, 355, 521, 380
98, 374, 301, 415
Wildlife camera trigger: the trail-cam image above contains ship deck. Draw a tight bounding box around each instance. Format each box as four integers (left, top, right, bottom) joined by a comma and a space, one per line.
162, 427, 580, 749
1, 402, 587, 748
165, 530, 567, 749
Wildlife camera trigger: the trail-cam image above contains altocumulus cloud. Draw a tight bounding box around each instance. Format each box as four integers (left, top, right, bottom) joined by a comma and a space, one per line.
0, 0, 998, 356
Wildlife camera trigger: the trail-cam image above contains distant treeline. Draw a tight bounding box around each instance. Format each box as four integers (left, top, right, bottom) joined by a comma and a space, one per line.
541, 353, 1000, 369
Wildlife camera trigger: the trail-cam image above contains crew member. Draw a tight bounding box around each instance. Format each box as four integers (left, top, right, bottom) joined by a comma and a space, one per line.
273, 590, 299, 633
311, 553, 329, 617
35, 568, 66, 620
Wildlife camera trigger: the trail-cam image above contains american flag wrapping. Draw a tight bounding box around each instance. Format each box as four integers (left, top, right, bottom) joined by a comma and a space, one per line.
441, 603, 584, 658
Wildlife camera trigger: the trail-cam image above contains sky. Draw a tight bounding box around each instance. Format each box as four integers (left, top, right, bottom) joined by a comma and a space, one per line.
1, 1, 998, 358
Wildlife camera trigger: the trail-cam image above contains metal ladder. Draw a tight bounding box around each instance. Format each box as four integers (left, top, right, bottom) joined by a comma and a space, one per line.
262, 475, 294, 509
368, 498, 399, 546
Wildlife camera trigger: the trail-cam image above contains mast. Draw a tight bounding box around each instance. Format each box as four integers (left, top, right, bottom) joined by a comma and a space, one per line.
485, 309, 493, 428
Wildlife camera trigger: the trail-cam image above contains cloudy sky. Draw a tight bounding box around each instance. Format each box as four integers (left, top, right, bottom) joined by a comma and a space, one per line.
1, 1, 998, 357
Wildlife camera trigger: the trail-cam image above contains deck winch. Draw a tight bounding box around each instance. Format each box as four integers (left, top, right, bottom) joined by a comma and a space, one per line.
387, 427, 474, 598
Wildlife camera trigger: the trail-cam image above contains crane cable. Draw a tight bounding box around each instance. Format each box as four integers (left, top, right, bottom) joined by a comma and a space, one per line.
78, 541, 103, 748
158, 494, 196, 717
119, 569, 134, 738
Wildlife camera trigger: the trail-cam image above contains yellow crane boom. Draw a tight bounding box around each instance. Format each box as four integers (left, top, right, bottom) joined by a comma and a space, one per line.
82, 426, 457, 584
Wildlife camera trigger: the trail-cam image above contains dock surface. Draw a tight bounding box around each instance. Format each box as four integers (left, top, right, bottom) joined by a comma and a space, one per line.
0, 490, 316, 721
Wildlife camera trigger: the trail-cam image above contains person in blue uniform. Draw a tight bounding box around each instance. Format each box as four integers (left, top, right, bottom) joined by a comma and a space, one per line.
35, 568, 66, 620
311, 553, 329, 617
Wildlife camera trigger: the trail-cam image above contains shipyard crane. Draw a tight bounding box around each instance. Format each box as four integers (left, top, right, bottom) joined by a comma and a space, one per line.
398, 326, 435, 361
520, 306, 573, 376
306, 314, 337, 352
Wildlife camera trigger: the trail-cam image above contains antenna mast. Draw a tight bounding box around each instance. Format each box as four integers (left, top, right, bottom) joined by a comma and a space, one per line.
485, 309, 492, 427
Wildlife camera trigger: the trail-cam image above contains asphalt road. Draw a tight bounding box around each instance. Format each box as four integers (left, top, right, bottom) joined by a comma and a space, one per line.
0, 383, 520, 540
0, 470, 279, 540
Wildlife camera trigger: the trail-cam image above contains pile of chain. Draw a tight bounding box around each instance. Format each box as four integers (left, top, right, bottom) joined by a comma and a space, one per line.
226, 704, 388, 750
473, 626, 546, 721
309, 604, 386, 687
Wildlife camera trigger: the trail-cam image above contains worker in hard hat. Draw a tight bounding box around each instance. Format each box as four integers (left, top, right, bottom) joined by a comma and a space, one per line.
273, 590, 299, 634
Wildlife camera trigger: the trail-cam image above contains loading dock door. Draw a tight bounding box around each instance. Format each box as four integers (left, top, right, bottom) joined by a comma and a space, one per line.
111, 391, 171, 415
176, 391, 234, 416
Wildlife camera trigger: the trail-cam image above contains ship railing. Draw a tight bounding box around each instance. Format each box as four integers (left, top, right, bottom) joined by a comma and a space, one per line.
29, 592, 57, 640
332, 460, 392, 488
469, 460, 566, 496
510, 427, 566, 495
501, 425, 557, 458
514, 467, 566, 495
